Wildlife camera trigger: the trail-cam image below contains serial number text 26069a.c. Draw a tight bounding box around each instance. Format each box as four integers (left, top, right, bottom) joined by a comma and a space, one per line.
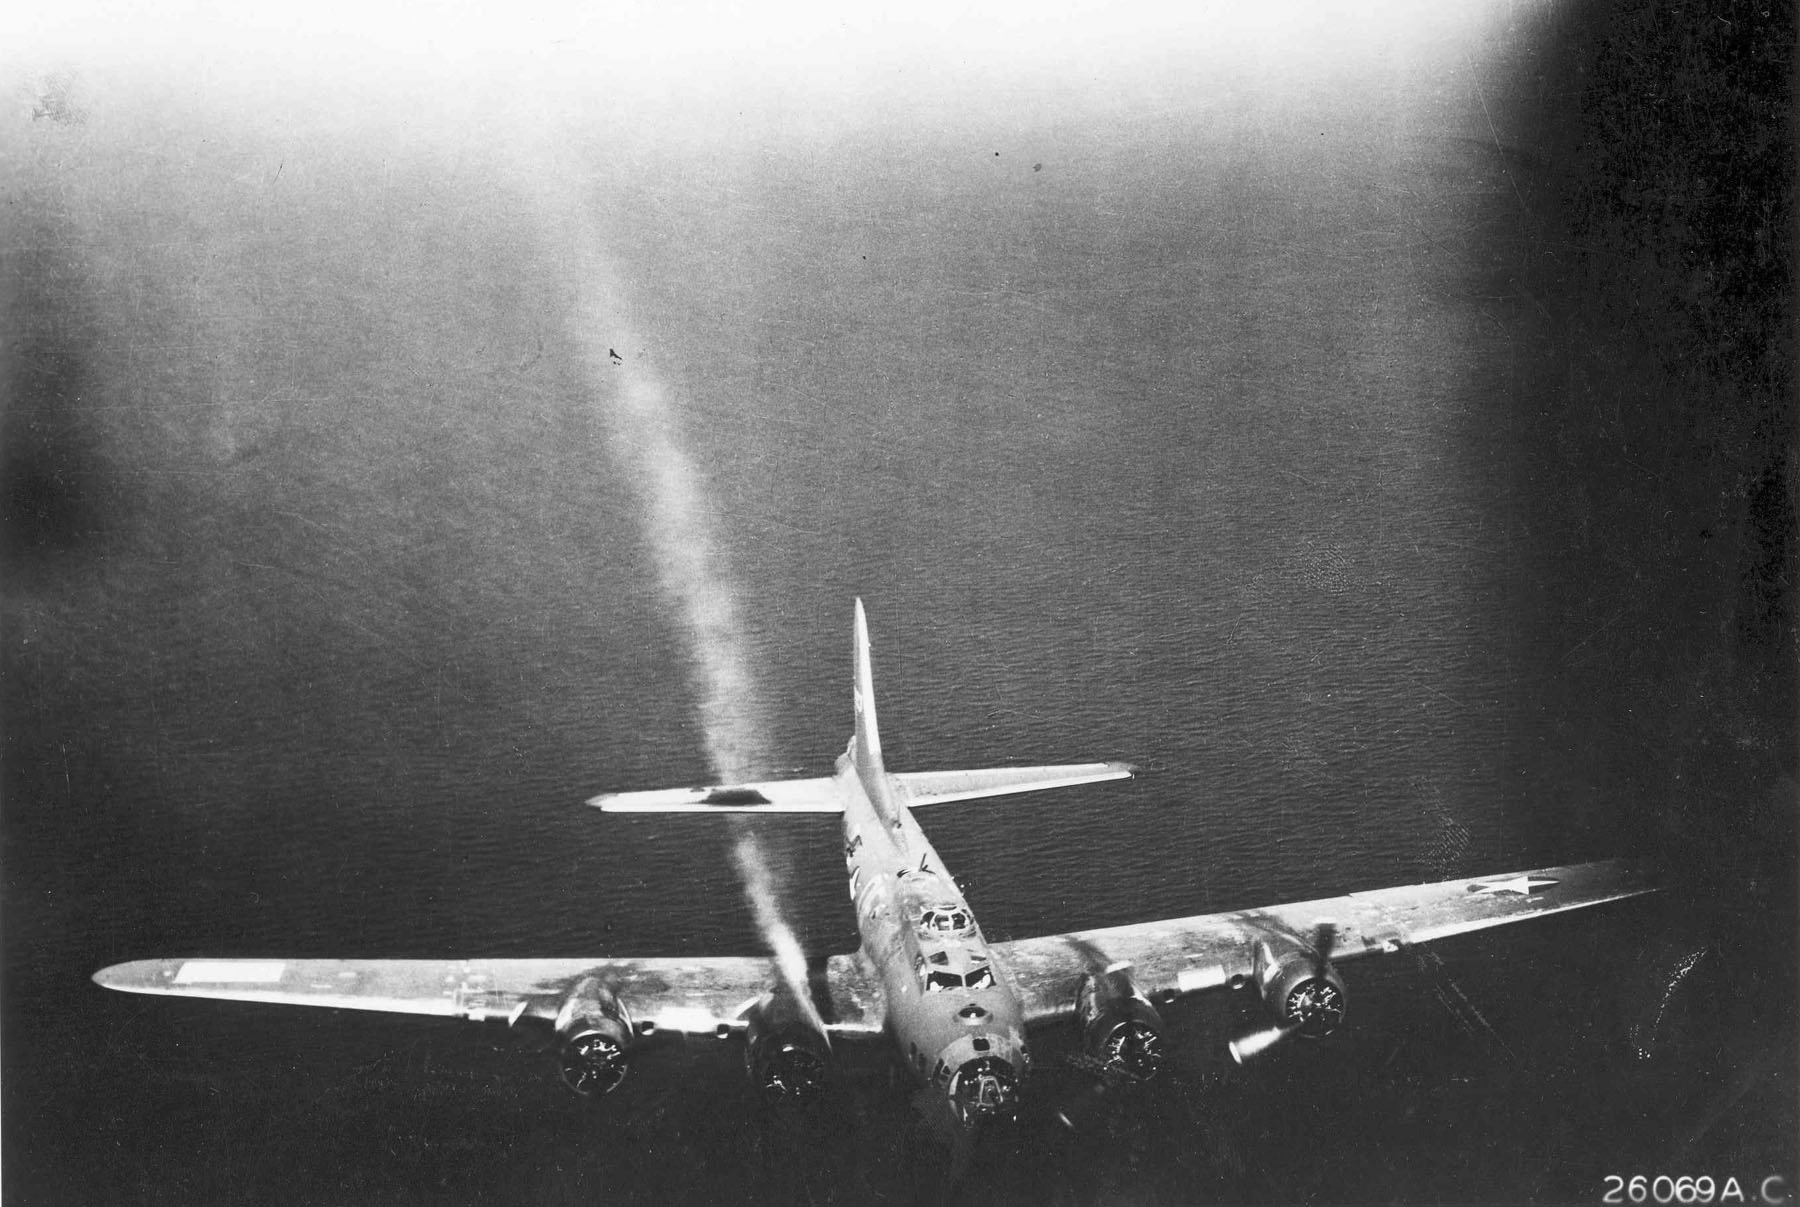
1603, 1175, 1790, 1206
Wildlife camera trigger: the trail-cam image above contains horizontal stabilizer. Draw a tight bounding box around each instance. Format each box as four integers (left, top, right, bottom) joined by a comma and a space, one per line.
589, 777, 841, 813
896, 762, 1134, 806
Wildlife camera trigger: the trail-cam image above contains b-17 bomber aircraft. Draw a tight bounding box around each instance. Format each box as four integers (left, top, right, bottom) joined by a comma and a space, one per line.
95, 601, 1658, 1133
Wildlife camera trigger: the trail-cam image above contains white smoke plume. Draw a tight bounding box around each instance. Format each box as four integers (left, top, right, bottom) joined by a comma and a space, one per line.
600, 370, 763, 780
732, 833, 827, 1035
536, 181, 824, 1035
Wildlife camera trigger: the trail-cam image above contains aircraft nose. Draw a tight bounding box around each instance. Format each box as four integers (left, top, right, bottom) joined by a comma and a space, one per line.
947, 1055, 1018, 1128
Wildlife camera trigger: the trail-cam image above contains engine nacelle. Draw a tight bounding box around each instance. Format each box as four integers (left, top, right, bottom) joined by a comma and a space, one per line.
1254, 939, 1346, 1038
1075, 964, 1165, 1081
744, 990, 831, 1105
555, 976, 633, 1096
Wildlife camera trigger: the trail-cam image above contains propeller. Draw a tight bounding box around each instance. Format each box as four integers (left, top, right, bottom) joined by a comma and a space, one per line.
1228, 917, 1342, 1066
1052, 1054, 1140, 1132
1227, 1021, 1299, 1065
1312, 918, 1339, 969
561, 1030, 630, 1095
911, 1082, 982, 1184
1100, 1016, 1165, 1080
1053, 961, 1166, 1133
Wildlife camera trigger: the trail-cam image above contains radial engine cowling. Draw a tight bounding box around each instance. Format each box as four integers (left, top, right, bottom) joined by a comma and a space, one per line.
556, 976, 634, 1096
744, 990, 831, 1106
1076, 964, 1165, 1081
1256, 939, 1347, 1039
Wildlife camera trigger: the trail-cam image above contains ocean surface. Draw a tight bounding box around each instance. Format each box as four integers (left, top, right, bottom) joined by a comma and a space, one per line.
4, 7, 1792, 1204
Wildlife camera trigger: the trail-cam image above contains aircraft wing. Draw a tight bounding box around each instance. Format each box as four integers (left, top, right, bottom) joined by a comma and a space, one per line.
91, 953, 887, 1037
992, 859, 1657, 1025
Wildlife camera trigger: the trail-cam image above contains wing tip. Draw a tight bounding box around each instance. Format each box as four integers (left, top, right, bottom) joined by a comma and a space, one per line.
93, 959, 163, 993
587, 787, 709, 812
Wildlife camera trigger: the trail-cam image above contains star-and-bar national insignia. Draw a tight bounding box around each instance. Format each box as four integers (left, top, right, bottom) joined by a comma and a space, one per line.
1467, 875, 1560, 896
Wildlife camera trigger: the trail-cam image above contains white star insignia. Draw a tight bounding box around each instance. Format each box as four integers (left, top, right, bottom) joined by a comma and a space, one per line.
1468, 875, 1559, 896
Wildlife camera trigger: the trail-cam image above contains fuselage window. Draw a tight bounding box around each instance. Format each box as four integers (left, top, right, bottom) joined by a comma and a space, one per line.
924, 970, 962, 993
964, 966, 995, 992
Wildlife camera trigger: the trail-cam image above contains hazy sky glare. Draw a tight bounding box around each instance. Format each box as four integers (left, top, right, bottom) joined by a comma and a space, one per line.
7, 0, 1521, 143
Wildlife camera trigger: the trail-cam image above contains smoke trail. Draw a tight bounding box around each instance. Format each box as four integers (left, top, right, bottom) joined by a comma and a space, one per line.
732, 832, 825, 1033
536, 178, 824, 1034
600, 370, 763, 780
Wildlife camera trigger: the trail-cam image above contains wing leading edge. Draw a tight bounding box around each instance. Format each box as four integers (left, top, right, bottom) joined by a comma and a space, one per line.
994, 859, 1657, 1026
91, 954, 886, 1037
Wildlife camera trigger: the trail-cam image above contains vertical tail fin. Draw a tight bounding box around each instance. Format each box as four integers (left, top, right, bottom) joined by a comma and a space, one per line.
851, 598, 884, 779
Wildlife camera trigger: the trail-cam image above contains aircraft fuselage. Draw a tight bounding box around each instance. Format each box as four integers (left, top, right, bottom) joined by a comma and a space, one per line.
836, 749, 1026, 1127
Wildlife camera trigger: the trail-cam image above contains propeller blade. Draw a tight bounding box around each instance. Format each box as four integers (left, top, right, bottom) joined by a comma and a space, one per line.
1229, 1022, 1299, 1065
1054, 1082, 1108, 1133
1312, 917, 1338, 970
1052, 1056, 1132, 1133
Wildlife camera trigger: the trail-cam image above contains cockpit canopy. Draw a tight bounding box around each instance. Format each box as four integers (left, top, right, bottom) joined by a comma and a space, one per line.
915, 959, 997, 993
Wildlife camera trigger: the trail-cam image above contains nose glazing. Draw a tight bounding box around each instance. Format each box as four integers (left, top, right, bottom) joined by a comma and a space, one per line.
948, 1055, 1017, 1127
